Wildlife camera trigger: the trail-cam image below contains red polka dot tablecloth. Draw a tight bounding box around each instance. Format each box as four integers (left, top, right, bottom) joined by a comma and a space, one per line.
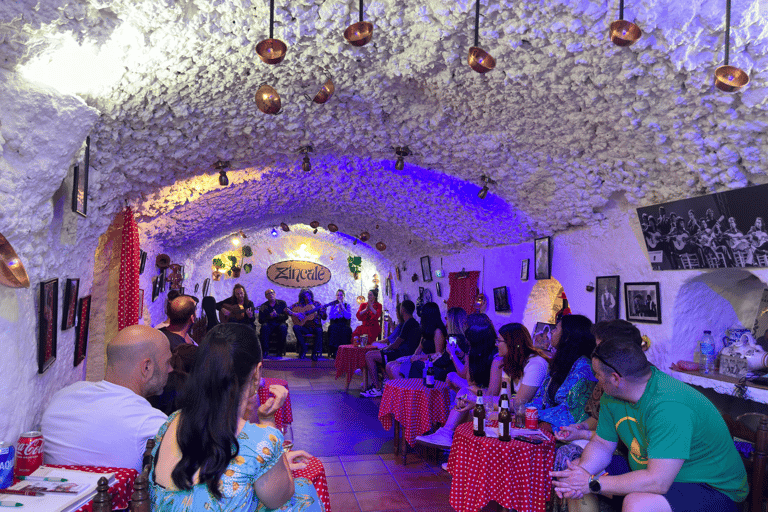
334, 344, 378, 385
47, 464, 138, 512
447, 422, 556, 512
292, 456, 330, 512
251, 377, 293, 428
377, 378, 451, 447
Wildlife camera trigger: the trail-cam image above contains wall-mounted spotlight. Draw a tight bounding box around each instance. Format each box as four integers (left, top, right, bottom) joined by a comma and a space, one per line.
478, 175, 497, 199
299, 145, 314, 172
271, 227, 279, 237
393, 146, 412, 170
215, 160, 230, 186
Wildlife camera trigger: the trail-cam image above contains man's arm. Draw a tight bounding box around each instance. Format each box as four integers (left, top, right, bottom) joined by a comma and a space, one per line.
597, 458, 684, 496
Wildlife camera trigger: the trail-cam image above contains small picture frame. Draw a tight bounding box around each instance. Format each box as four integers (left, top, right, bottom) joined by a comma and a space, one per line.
72, 136, 89, 217
624, 282, 661, 324
493, 286, 511, 312
532, 322, 557, 352
74, 295, 91, 367
596, 276, 620, 323
534, 236, 551, 280
202, 278, 211, 298
138, 289, 144, 318
421, 256, 433, 282
419, 286, 425, 300
521, 259, 530, 281
396, 266, 401, 282
436, 282, 442, 298
139, 250, 147, 275
61, 278, 80, 330
151, 276, 160, 302
39, 279, 58, 374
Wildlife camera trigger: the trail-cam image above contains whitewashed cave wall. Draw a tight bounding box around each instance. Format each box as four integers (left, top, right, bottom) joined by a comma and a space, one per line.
0, 69, 100, 443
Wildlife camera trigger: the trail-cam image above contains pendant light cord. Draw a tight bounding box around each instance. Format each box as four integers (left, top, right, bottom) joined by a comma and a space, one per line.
269, 0, 274, 39
359, 0, 364, 23
619, 0, 624, 20
725, 0, 731, 65
474, 0, 480, 47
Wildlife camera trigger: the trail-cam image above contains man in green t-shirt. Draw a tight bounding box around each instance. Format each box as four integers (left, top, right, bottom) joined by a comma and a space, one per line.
551, 321, 747, 512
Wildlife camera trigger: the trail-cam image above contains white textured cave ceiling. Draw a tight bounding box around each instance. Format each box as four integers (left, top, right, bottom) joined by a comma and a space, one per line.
3, 0, 768, 257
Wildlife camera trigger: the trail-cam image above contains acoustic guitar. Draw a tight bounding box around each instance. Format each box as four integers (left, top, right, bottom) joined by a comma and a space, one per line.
292, 300, 338, 327
221, 302, 251, 321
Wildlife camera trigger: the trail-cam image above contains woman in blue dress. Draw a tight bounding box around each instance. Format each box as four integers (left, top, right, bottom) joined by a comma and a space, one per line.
149, 323, 324, 511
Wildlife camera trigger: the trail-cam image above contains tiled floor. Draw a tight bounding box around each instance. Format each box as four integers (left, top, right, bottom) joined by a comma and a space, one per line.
262, 358, 459, 512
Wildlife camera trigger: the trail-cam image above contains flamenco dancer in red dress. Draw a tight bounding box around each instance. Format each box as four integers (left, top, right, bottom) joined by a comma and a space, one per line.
352, 289, 383, 342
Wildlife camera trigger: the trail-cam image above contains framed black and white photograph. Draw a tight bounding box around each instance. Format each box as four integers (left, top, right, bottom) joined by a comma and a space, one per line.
39, 278, 58, 374
61, 278, 80, 330
624, 282, 661, 324
71, 136, 89, 217
521, 259, 529, 281
595, 275, 620, 323
420, 256, 433, 282
493, 286, 511, 312
534, 236, 551, 280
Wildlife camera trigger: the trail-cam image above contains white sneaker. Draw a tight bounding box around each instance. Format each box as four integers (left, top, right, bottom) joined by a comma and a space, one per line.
441, 462, 449, 472
414, 427, 454, 448
361, 387, 382, 397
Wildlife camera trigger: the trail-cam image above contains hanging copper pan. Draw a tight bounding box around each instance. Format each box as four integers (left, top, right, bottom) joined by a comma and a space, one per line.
0, 233, 29, 288
313, 78, 335, 104
255, 84, 281, 115
609, 20, 641, 47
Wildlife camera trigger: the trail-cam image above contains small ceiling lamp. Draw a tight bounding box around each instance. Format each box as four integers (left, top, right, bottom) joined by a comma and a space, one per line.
478, 174, 497, 199
313, 78, 335, 104
299, 145, 313, 171
255, 83, 282, 115
271, 227, 279, 237
376, 241, 386, 251
359, 231, 370, 242
344, 0, 373, 47
215, 160, 230, 186
393, 146, 412, 171
232, 236, 241, 246
256, 0, 287, 64
609, 0, 642, 47
467, 0, 496, 73
280, 222, 290, 232
714, 0, 749, 93
328, 223, 339, 232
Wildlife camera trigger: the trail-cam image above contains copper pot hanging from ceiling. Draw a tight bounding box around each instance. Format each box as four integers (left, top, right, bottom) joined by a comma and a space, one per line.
714, 0, 749, 92
467, 0, 495, 73
344, 0, 373, 47
255, 84, 282, 115
0, 233, 30, 288
609, 0, 641, 47
376, 241, 386, 251
313, 78, 335, 104
310, 221, 320, 229
280, 222, 290, 232
328, 223, 339, 232
359, 231, 370, 242
256, 0, 287, 64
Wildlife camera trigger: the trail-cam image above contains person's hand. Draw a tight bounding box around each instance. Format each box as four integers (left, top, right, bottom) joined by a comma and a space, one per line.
411, 354, 426, 362
456, 395, 475, 413
270, 310, 278, 318
538, 421, 554, 434
550, 459, 590, 499
222, 308, 231, 317
258, 385, 288, 424
285, 450, 313, 471
557, 423, 591, 441
246, 308, 254, 318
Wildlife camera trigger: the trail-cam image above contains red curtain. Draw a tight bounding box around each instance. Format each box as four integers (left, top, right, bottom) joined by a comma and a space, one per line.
447, 271, 480, 314
118, 207, 140, 330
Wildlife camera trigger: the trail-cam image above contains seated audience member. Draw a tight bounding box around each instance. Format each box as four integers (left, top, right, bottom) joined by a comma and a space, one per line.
217, 284, 256, 328
362, 300, 420, 397
160, 295, 198, 350
551, 329, 748, 512
150, 323, 322, 511
445, 307, 469, 355
42, 325, 172, 472
444, 312, 497, 393
327, 289, 352, 358
289, 289, 326, 361
156, 290, 183, 329
201, 296, 220, 331
372, 305, 404, 349
258, 288, 289, 358
408, 302, 455, 381
527, 314, 597, 430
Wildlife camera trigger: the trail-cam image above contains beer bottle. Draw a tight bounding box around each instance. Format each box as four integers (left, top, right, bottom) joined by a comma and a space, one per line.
473, 390, 486, 437
498, 382, 511, 442
425, 359, 435, 388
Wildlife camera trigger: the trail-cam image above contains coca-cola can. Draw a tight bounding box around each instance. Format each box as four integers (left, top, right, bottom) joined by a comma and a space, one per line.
16, 431, 44, 477
0, 442, 14, 489
525, 406, 539, 429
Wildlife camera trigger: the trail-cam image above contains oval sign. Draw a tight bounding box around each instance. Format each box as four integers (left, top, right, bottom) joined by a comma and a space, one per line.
266, 260, 332, 288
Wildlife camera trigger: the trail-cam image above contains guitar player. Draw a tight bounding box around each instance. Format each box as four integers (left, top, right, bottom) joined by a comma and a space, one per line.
289, 289, 328, 361
216, 284, 256, 329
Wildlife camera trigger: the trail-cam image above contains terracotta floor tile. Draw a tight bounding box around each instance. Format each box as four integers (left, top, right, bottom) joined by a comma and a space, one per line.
316, 455, 341, 463
402, 486, 452, 509
355, 490, 412, 512
329, 492, 361, 512
339, 453, 384, 461
342, 459, 390, 475
392, 470, 451, 489
413, 506, 457, 512
383, 458, 435, 474
325, 475, 352, 494
323, 461, 346, 476
348, 473, 400, 492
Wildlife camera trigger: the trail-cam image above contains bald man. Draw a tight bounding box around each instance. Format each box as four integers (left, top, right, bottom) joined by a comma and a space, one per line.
160, 295, 198, 349
41, 325, 172, 471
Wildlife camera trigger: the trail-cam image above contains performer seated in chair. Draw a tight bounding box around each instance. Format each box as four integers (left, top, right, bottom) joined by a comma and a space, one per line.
327, 289, 352, 358
258, 289, 289, 358
289, 289, 327, 361
216, 284, 256, 329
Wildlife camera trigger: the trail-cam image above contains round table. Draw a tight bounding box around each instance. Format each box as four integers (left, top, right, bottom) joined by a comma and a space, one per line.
45, 465, 137, 512
251, 377, 293, 428
334, 344, 378, 390
448, 421, 556, 512
378, 378, 451, 460
292, 456, 331, 512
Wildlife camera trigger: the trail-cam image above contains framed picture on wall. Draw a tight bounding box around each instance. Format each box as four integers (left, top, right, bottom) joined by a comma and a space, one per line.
74, 295, 91, 367
202, 278, 211, 298
532, 322, 556, 352
436, 282, 442, 297
493, 286, 511, 312
61, 278, 80, 330
71, 136, 89, 217
534, 236, 551, 280
139, 250, 147, 275
421, 256, 433, 282
595, 275, 620, 323
521, 259, 529, 281
38, 278, 58, 374
138, 289, 144, 318
624, 282, 661, 324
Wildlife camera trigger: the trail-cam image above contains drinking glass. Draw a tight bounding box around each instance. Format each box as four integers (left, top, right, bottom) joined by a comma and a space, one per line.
455, 394, 467, 411
280, 424, 294, 453
515, 404, 526, 429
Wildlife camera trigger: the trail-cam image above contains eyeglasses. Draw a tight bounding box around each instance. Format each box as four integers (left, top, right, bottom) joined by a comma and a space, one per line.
591, 348, 623, 377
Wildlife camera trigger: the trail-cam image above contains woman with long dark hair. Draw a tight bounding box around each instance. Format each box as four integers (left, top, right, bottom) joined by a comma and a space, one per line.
489, 323, 548, 404
445, 313, 497, 392
526, 314, 597, 429
408, 302, 455, 381
149, 323, 323, 511
352, 289, 383, 342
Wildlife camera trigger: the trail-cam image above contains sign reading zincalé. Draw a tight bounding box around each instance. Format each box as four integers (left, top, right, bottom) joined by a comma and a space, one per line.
266, 261, 332, 288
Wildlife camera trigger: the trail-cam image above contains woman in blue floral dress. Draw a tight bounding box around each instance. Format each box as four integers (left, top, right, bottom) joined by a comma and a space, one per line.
149, 323, 324, 512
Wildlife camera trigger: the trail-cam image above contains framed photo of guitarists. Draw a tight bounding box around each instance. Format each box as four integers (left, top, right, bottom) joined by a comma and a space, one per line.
637, 183, 768, 270
625, 282, 661, 324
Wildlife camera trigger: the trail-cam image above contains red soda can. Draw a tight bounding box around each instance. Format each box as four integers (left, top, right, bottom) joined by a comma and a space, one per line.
16, 431, 44, 477
525, 406, 538, 429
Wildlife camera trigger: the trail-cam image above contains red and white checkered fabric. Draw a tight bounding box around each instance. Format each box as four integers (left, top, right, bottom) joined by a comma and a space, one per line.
252, 377, 293, 428
292, 456, 330, 512
334, 344, 378, 385
48, 464, 137, 512
447, 422, 556, 512
377, 378, 451, 446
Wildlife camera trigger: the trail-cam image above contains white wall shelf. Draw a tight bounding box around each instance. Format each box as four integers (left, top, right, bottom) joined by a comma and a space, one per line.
670, 370, 768, 405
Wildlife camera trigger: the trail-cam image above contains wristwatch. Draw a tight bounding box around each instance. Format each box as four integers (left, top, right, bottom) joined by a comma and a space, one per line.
588, 474, 602, 493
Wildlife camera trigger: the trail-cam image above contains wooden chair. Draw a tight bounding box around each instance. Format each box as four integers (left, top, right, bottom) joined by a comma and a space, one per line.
127, 437, 156, 512
723, 412, 768, 512
91, 476, 112, 512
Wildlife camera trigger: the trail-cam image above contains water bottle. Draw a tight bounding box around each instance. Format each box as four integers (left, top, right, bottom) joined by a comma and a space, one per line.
700, 330, 716, 374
